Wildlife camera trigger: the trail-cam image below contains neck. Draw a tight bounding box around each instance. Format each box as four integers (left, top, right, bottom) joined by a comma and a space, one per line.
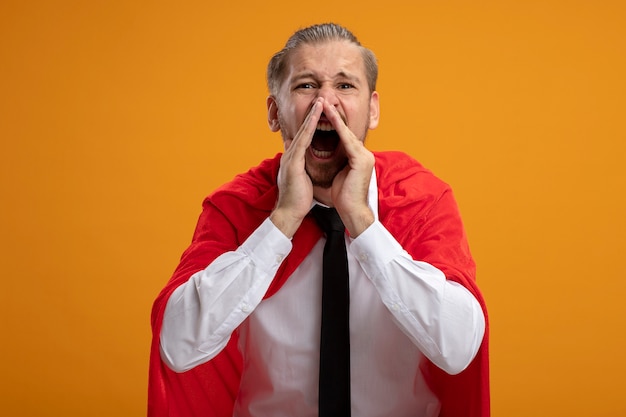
313, 186, 333, 207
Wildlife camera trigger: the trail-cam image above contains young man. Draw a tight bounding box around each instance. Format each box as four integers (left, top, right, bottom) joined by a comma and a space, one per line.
149, 23, 489, 417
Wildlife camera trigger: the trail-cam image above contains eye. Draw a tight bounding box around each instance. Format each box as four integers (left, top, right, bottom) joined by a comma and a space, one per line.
338, 83, 355, 89
296, 83, 315, 89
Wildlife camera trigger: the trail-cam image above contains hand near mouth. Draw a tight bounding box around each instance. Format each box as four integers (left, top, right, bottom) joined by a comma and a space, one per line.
270, 98, 324, 238
321, 100, 375, 238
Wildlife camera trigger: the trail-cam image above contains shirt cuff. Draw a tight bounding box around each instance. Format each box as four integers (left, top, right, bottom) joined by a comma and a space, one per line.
239, 217, 293, 273
349, 220, 409, 274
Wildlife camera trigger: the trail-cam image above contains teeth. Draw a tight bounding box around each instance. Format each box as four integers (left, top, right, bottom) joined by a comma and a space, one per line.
316, 121, 334, 131
311, 148, 333, 158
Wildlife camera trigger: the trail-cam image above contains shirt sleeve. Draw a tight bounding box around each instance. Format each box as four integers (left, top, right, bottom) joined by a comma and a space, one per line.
348, 220, 486, 375
160, 218, 292, 372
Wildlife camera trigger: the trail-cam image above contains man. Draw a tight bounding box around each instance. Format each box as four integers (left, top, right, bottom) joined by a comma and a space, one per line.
149, 23, 489, 417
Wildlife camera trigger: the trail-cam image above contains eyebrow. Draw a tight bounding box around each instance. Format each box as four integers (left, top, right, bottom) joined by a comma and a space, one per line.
291, 71, 361, 85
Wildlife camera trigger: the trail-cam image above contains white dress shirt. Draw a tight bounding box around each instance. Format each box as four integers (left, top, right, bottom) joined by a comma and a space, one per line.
160, 170, 485, 417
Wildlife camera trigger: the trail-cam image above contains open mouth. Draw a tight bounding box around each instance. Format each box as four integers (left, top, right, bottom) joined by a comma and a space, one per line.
310, 117, 339, 159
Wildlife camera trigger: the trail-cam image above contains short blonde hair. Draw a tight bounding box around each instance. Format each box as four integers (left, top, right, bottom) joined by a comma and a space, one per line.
267, 23, 378, 96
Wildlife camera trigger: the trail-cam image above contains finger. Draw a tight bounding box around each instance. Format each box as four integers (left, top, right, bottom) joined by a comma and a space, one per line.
323, 101, 351, 139
323, 101, 364, 156
280, 98, 324, 183
290, 98, 324, 153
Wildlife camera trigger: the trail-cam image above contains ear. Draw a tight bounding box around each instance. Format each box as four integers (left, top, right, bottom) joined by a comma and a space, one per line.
267, 96, 281, 132
368, 91, 380, 130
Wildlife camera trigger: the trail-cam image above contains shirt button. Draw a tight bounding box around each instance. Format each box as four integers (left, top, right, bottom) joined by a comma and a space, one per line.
359, 253, 368, 262
241, 303, 251, 313
275, 254, 284, 263
389, 302, 400, 311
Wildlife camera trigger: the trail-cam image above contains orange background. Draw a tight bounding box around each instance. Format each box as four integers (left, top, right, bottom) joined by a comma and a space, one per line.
1, 1, 625, 416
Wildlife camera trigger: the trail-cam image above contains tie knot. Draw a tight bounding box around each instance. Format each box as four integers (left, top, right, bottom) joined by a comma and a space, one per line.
311, 205, 344, 234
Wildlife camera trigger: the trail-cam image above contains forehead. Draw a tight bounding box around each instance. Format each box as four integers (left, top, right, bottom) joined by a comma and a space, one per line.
285, 40, 366, 79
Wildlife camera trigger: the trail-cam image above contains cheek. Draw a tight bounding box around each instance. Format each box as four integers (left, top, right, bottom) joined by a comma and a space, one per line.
278, 105, 298, 128
279, 104, 310, 137
343, 103, 366, 127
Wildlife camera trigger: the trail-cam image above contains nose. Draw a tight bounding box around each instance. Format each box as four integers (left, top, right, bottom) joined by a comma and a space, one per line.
317, 85, 340, 107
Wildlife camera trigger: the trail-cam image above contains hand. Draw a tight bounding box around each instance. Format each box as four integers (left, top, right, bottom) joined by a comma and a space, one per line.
270, 98, 325, 238
322, 101, 375, 237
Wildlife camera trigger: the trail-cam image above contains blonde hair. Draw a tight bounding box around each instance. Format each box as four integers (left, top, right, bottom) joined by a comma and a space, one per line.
267, 23, 378, 96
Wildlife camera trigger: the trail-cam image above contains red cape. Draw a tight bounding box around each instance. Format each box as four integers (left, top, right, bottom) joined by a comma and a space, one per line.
149, 151, 490, 416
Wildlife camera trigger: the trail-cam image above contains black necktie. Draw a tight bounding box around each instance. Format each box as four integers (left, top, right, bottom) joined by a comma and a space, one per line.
311, 205, 351, 417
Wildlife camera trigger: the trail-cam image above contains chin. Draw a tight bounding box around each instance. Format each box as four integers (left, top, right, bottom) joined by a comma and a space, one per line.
310, 177, 334, 189
306, 167, 334, 188
305, 159, 346, 188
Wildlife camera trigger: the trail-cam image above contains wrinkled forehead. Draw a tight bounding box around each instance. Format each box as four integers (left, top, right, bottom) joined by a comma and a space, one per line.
283, 40, 367, 81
